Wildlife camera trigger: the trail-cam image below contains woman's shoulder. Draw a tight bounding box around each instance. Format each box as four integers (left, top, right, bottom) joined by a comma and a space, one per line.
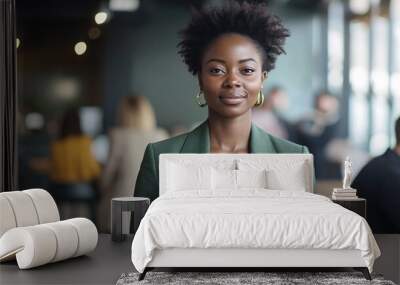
148, 128, 169, 141
270, 135, 307, 153
147, 131, 189, 154
149, 121, 208, 154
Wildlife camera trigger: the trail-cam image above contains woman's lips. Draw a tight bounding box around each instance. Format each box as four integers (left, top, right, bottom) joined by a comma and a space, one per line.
219, 95, 247, 105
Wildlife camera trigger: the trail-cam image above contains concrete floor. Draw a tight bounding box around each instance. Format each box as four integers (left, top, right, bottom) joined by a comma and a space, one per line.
1, 234, 399, 285
0, 234, 134, 285
373, 234, 400, 284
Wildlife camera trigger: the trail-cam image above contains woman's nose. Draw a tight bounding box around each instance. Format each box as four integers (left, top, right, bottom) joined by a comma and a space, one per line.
223, 72, 242, 88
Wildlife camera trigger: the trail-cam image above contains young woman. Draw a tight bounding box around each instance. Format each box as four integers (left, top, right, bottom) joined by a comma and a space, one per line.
134, 2, 309, 201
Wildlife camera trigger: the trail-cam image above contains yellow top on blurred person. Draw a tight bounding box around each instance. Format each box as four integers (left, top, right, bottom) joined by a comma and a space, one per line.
50, 108, 100, 183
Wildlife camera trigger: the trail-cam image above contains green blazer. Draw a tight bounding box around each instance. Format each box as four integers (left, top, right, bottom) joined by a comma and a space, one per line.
134, 120, 309, 201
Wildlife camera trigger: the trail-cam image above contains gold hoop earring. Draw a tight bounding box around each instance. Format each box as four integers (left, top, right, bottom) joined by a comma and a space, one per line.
196, 91, 207, 107
255, 90, 264, 107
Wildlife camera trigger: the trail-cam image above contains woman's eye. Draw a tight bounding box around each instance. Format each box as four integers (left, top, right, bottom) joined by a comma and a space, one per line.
242, 68, 255, 74
209, 68, 225, 74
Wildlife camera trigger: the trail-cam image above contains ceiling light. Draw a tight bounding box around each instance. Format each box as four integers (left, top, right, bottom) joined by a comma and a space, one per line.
95, 11, 108, 25
25, 113, 44, 130
49, 78, 80, 100
74, 42, 87, 55
109, 0, 140, 12
349, 0, 369, 15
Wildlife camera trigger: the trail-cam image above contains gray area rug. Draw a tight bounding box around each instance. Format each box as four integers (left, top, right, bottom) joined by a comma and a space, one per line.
116, 272, 396, 285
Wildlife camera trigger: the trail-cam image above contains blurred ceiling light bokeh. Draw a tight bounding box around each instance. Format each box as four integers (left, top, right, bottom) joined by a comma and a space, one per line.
109, 0, 140, 12
16, 38, 20, 48
25, 113, 44, 130
349, 0, 370, 15
94, 11, 108, 24
74, 41, 87, 55
48, 78, 80, 101
88, 27, 101, 40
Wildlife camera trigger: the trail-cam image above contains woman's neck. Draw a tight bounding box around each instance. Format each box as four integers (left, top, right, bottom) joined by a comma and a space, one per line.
208, 111, 252, 153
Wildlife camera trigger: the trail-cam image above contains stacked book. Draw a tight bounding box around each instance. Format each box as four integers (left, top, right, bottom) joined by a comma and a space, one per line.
332, 188, 358, 200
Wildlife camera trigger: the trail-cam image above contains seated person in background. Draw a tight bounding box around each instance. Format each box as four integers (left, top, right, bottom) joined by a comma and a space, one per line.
50, 108, 101, 220
252, 86, 292, 140
295, 91, 340, 179
99, 95, 168, 232
134, 2, 309, 202
351, 116, 400, 233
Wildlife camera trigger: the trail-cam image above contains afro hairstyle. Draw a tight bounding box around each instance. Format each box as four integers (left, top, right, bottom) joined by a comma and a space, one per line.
177, 1, 290, 75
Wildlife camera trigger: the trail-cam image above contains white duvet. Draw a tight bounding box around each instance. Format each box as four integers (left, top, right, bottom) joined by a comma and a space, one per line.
131, 190, 380, 273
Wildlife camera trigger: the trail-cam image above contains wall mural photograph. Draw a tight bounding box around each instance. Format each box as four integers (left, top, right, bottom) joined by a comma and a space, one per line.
0, 0, 399, 284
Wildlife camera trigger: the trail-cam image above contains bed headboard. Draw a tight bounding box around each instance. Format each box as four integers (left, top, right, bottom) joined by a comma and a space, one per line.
159, 153, 314, 195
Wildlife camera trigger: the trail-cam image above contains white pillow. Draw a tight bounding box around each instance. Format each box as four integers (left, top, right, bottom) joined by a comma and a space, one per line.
266, 162, 307, 191
167, 162, 212, 191
211, 168, 237, 190
211, 168, 268, 190
236, 169, 268, 189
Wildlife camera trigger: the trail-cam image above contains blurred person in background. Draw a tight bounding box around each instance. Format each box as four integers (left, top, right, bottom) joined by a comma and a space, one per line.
252, 86, 293, 140
295, 91, 340, 179
99, 95, 168, 232
351, 116, 400, 234
49, 108, 101, 221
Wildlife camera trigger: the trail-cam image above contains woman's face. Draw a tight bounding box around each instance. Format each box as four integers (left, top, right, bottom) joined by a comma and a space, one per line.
199, 33, 266, 118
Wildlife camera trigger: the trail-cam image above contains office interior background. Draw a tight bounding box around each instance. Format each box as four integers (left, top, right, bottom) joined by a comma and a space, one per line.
15, 0, 399, 222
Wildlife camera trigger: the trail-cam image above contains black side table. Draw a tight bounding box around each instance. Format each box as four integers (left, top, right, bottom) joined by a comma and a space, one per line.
111, 197, 150, 242
332, 198, 366, 219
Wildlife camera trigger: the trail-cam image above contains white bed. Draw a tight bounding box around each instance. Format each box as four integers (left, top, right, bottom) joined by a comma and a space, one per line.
131, 154, 380, 280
